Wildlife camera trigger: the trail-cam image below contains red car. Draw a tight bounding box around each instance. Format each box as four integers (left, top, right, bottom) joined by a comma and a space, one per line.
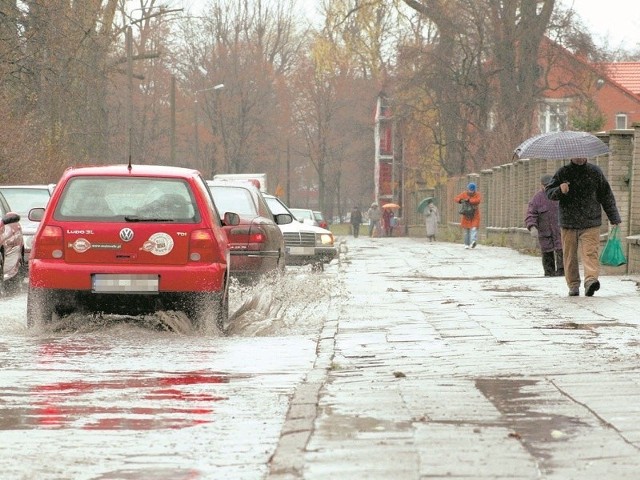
0, 191, 25, 293
207, 180, 292, 282
27, 165, 238, 330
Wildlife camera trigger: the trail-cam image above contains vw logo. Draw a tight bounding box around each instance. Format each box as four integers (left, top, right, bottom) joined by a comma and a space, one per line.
119, 228, 134, 242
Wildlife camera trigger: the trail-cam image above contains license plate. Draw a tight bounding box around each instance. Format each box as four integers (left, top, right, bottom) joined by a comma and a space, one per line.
92, 274, 159, 293
287, 246, 314, 255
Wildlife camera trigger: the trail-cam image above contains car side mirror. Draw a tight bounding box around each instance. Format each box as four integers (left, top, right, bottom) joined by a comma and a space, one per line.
223, 211, 240, 226
2, 212, 20, 225
274, 213, 293, 225
28, 207, 45, 222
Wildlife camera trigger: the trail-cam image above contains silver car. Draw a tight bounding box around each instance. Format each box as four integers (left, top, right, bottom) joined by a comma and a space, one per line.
0, 184, 55, 262
263, 194, 337, 270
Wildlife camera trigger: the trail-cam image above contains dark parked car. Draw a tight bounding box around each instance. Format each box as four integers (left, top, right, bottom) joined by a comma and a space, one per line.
0, 184, 55, 263
0, 191, 25, 293
206, 180, 292, 282
27, 165, 237, 330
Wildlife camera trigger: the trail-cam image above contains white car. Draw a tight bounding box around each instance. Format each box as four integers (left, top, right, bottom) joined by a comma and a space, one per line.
263, 194, 337, 270
0, 184, 55, 263
289, 208, 319, 226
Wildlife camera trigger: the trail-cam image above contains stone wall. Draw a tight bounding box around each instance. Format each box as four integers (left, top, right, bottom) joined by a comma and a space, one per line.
434, 125, 640, 274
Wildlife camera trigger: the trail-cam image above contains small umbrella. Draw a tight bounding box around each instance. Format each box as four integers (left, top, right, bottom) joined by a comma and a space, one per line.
417, 197, 435, 214
514, 130, 609, 160
381, 202, 400, 210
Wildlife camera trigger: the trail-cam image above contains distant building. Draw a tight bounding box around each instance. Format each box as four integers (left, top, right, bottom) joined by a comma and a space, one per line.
537, 38, 640, 133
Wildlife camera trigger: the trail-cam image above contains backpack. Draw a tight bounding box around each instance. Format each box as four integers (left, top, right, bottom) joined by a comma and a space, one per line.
459, 200, 476, 219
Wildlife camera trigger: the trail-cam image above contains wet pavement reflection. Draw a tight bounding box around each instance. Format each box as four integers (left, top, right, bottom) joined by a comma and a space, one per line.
0, 264, 341, 479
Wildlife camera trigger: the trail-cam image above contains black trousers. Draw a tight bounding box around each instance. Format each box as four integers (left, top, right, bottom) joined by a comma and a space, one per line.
352, 223, 360, 237
542, 250, 564, 276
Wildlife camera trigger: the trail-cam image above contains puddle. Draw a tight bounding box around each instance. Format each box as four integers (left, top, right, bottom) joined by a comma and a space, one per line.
476, 377, 589, 466
540, 321, 636, 330
0, 371, 234, 430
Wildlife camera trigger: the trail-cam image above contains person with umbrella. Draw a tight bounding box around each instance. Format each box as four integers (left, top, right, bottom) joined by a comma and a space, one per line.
381, 205, 395, 237
454, 182, 482, 249
546, 157, 621, 297
525, 175, 563, 277
514, 131, 621, 297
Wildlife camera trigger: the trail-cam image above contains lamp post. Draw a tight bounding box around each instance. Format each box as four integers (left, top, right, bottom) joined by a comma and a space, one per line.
194, 83, 224, 174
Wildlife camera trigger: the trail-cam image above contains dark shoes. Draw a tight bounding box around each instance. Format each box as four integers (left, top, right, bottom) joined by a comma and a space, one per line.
585, 280, 600, 297
568, 287, 579, 296
471, 241, 477, 248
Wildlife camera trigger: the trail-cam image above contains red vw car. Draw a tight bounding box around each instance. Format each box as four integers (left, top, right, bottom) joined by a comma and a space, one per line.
27, 165, 238, 330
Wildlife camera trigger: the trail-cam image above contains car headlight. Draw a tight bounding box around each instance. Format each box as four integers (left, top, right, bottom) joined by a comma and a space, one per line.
316, 233, 334, 246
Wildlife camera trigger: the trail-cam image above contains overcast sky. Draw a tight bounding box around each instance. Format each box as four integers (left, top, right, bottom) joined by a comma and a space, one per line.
562, 0, 640, 49
177, 0, 640, 50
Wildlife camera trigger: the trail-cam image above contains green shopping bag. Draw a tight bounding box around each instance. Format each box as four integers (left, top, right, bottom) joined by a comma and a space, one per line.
599, 226, 627, 266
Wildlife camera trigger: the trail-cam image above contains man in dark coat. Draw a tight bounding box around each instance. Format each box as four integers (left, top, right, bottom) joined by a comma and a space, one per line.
526, 175, 563, 277
546, 157, 621, 297
350, 206, 363, 237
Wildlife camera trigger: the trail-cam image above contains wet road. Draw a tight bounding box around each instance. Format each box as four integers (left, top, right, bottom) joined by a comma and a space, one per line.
0, 267, 341, 480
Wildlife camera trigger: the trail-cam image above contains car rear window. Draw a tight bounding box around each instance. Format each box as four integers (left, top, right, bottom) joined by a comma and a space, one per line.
54, 176, 199, 223
210, 186, 257, 216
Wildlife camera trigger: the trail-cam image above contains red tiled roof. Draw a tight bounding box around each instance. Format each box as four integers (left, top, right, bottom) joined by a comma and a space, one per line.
602, 62, 640, 95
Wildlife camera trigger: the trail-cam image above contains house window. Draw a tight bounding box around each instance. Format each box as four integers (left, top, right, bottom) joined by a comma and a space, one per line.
538, 100, 569, 133
616, 114, 628, 129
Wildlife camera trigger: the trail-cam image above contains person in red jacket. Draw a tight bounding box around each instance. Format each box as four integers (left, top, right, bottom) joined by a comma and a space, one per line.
454, 182, 482, 249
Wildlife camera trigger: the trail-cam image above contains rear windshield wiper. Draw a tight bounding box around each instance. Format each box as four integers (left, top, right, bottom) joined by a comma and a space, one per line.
124, 215, 174, 222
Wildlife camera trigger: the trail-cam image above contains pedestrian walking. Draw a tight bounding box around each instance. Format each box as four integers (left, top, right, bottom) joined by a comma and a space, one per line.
454, 182, 482, 249
350, 206, 363, 238
423, 199, 439, 242
546, 157, 621, 297
382, 208, 394, 237
367, 202, 381, 237
525, 175, 563, 277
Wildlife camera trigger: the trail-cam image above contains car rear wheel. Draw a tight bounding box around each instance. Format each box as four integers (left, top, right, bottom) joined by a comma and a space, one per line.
277, 249, 286, 276
0, 252, 5, 295
27, 287, 55, 328
187, 291, 227, 333
214, 291, 228, 332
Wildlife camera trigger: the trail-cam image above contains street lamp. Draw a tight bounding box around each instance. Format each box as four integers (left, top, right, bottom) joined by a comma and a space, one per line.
194, 83, 224, 174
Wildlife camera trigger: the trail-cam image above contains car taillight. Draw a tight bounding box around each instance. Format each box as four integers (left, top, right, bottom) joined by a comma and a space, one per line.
248, 227, 266, 245
33, 226, 64, 259
227, 226, 266, 251
189, 229, 222, 263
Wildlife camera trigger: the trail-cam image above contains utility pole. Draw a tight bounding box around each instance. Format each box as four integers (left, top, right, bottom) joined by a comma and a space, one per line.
127, 25, 133, 165
193, 83, 224, 175
170, 75, 176, 164
125, 7, 183, 165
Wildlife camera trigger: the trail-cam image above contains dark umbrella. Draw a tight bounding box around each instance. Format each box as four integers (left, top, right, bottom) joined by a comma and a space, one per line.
417, 197, 435, 214
514, 131, 609, 160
